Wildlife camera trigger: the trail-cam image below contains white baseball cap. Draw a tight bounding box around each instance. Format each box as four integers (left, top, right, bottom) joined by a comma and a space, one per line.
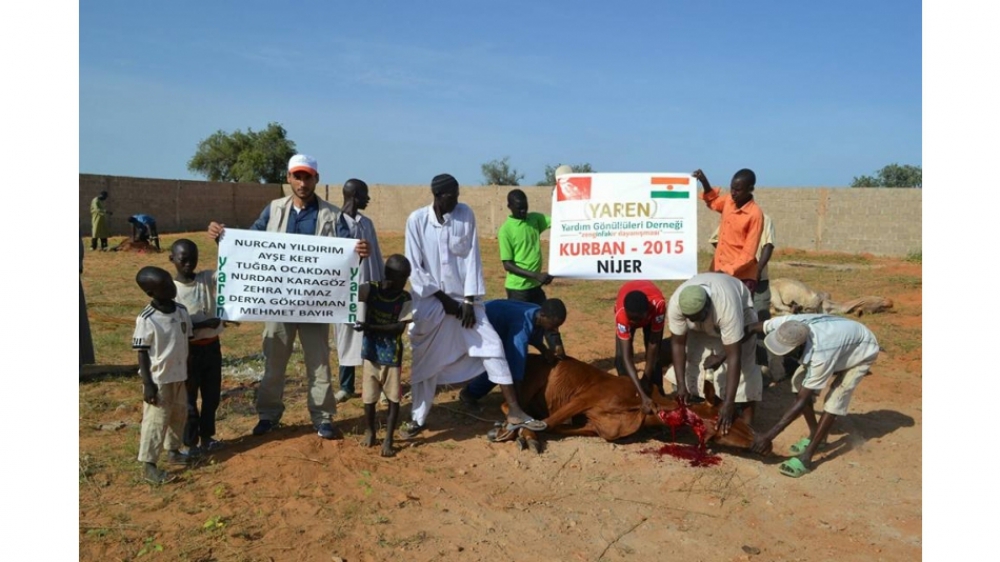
288, 154, 319, 176
764, 321, 810, 356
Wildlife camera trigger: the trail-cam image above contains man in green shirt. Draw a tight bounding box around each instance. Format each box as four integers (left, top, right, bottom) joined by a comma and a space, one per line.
498, 189, 553, 305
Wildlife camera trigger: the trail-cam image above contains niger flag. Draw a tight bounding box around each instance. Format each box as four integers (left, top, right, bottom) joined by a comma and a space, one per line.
650, 176, 691, 198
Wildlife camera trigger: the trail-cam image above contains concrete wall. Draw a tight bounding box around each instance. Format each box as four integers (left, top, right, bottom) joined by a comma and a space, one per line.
79, 174, 284, 237
80, 175, 922, 256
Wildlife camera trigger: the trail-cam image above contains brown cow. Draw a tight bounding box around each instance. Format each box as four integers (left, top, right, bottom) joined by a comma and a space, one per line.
491, 356, 754, 453
112, 239, 161, 253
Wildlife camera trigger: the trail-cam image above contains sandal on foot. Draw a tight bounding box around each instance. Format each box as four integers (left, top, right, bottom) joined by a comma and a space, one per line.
505, 418, 547, 432
789, 437, 827, 455
399, 421, 426, 440
789, 437, 811, 455
779, 457, 811, 478
487, 423, 518, 443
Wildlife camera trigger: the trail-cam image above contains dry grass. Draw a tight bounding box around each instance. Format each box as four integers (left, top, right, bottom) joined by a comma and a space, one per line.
79, 231, 921, 561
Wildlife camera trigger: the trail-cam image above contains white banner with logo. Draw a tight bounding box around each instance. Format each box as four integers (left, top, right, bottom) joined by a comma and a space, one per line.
548, 173, 698, 279
216, 229, 361, 323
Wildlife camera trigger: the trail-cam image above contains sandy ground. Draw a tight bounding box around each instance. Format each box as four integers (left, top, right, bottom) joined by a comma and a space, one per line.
79, 261, 921, 562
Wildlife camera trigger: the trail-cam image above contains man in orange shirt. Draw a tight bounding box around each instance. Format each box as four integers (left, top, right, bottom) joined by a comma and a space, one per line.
693, 168, 764, 291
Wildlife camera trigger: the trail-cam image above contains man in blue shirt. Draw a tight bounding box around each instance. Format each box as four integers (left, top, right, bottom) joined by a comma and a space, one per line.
461, 299, 568, 408
128, 214, 160, 251
207, 154, 370, 441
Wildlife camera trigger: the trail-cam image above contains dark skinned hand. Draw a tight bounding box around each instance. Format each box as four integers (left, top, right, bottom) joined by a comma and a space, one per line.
675, 386, 689, 407
460, 302, 476, 328
716, 400, 736, 435
440, 297, 461, 318
640, 393, 655, 415
702, 353, 725, 371
143, 383, 159, 405
750, 434, 773, 456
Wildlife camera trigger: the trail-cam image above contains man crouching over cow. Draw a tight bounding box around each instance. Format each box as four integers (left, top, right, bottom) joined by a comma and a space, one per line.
460, 298, 568, 430
665, 272, 763, 436
613, 281, 668, 416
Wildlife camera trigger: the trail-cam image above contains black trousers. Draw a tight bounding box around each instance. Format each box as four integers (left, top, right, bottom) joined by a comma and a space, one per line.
505, 286, 546, 305
184, 339, 222, 447
614, 325, 665, 392
90, 237, 107, 250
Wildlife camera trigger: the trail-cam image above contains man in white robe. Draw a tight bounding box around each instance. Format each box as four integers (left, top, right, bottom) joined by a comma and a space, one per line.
401, 173, 547, 438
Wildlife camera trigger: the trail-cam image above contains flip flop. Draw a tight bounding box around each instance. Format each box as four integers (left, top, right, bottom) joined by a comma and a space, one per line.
789, 437, 811, 455
789, 437, 828, 455
779, 457, 811, 478
505, 418, 547, 432
487, 423, 518, 443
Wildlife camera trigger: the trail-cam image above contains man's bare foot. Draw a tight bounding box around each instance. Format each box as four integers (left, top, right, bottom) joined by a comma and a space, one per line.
362, 429, 377, 447
381, 440, 396, 457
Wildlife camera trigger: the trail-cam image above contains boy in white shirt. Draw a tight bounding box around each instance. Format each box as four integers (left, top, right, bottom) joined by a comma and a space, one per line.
170, 239, 225, 452
132, 266, 195, 484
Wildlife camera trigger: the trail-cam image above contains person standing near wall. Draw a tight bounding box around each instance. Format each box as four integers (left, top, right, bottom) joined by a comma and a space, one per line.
693, 168, 764, 292
90, 191, 110, 251
498, 188, 553, 305
710, 213, 776, 368
332, 178, 384, 403
402, 173, 546, 439
207, 154, 370, 440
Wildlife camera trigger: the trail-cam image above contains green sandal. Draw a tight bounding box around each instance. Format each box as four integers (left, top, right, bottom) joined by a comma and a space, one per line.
789, 437, 828, 455
789, 437, 811, 454
779, 457, 812, 478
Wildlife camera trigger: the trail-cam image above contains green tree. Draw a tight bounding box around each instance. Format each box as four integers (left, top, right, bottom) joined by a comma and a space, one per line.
188, 122, 297, 183
537, 163, 595, 186
850, 163, 921, 188
481, 156, 525, 186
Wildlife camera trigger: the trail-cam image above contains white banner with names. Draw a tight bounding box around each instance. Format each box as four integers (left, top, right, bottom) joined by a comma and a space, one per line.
216, 229, 361, 323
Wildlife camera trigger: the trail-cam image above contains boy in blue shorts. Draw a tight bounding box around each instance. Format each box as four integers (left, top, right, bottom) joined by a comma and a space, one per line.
353, 255, 413, 457
132, 266, 195, 484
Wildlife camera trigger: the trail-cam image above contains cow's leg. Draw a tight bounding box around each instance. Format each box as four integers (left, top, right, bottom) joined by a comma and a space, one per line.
538, 401, 590, 429
518, 428, 542, 453
546, 424, 598, 437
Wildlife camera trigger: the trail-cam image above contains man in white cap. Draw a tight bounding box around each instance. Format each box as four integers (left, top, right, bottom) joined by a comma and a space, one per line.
401, 173, 547, 439
207, 154, 370, 440
745, 314, 880, 478
665, 272, 762, 436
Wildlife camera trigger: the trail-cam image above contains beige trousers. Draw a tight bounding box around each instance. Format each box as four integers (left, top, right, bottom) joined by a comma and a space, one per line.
137, 381, 187, 463
256, 322, 336, 426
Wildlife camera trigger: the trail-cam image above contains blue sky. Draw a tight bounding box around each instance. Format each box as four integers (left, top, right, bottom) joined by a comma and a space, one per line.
79, 1, 921, 187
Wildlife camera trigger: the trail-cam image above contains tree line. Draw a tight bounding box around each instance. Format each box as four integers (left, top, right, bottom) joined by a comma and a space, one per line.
187, 122, 919, 188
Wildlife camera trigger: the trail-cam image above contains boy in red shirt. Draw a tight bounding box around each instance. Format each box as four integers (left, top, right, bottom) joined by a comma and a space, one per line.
613, 280, 667, 415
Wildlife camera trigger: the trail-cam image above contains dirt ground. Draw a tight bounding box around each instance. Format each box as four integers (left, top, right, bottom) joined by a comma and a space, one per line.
79, 254, 921, 562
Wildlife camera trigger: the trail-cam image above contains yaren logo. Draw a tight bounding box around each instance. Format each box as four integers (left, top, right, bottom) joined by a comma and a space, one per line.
557, 176, 592, 201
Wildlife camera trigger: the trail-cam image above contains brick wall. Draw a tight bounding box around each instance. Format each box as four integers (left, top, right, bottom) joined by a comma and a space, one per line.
80, 174, 283, 236
81, 175, 922, 256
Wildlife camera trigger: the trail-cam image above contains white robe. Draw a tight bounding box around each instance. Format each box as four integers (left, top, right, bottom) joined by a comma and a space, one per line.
332, 212, 384, 367
404, 203, 509, 424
